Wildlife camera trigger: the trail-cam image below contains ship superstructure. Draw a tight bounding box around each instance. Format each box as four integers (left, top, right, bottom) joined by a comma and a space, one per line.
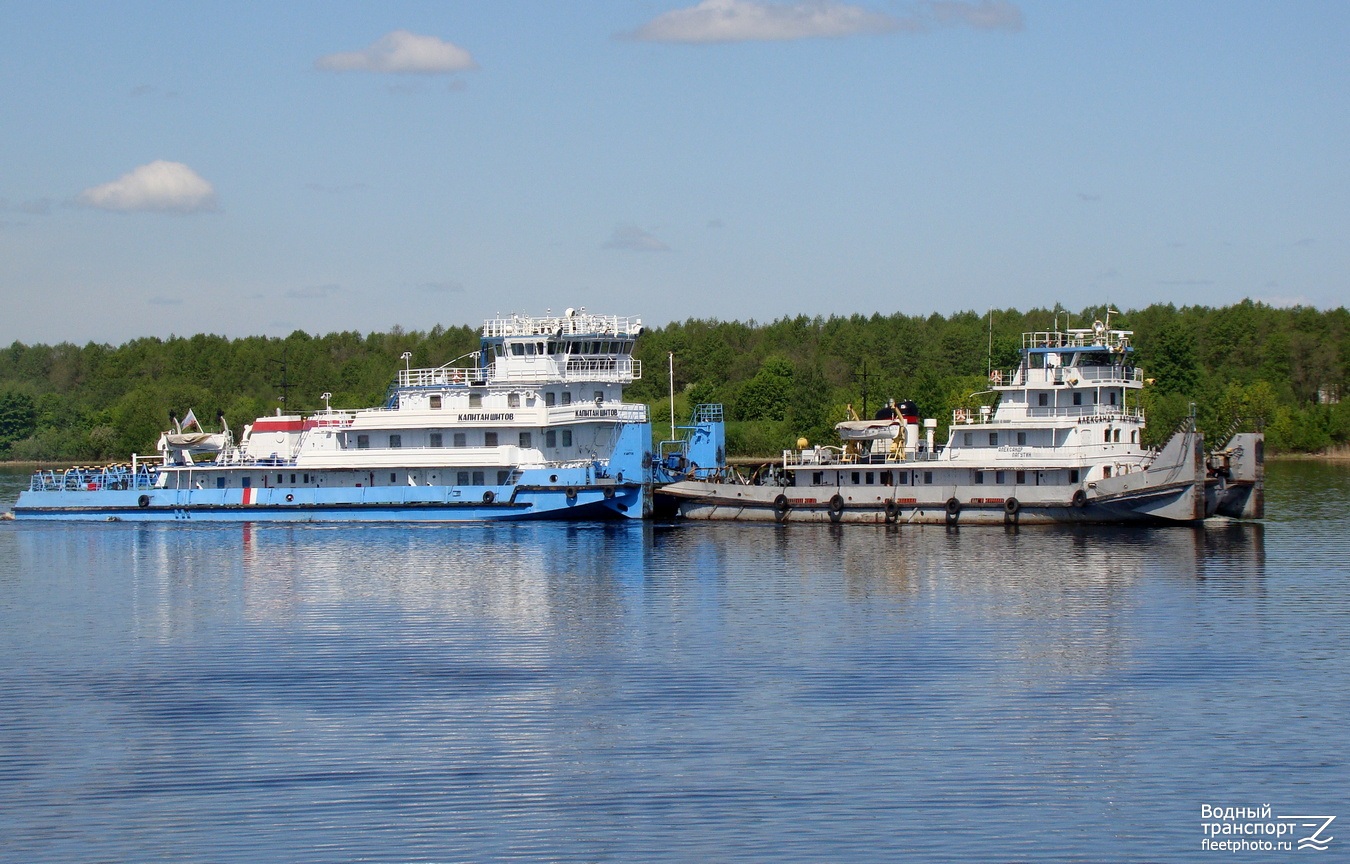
16, 309, 655, 521
659, 320, 1263, 525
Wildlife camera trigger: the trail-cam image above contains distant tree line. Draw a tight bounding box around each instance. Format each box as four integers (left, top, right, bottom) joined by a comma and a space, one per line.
1, 300, 1347, 462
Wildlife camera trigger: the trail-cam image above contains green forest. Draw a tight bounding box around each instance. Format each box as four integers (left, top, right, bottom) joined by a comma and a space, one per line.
1, 300, 1347, 463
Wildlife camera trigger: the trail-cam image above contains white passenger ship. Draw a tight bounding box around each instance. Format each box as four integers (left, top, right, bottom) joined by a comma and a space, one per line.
658, 321, 1264, 525
16, 309, 656, 522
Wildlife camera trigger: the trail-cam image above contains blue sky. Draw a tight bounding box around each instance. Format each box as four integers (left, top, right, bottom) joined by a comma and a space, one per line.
2, 1, 1347, 344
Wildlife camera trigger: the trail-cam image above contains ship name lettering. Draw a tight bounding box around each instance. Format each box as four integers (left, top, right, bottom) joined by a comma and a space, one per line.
457, 413, 515, 422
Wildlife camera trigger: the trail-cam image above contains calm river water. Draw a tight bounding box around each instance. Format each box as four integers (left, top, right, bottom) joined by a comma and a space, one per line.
1, 462, 1347, 863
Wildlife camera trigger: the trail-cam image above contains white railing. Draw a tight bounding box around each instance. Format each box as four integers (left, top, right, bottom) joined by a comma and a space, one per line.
398, 357, 641, 387
1023, 328, 1133, 351
398, 366, 478, 388
482, 313, 642, 338
953, 406, 1145, 424
1002, 365, 1144, 387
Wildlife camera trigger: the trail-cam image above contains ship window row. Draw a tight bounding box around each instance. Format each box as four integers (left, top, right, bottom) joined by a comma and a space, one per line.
963, 431, 1031, 447
804, 468, 1090, 487
504, 340, 633, 357
431, 391, 595, 409
353, 430, 571, 449
216, 470, 514, 489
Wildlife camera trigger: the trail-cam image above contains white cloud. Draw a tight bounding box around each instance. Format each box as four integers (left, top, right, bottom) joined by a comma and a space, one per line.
604, 225, 671, 251
316, 30, 476, 74
78, 161, 217, 213
629, 0, 903, 43
627, 0, 1024, 42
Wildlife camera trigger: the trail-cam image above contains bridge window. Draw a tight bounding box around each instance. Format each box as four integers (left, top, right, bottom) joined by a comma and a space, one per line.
995, 471, 1005, 484
453, 432, 466, 447
562, 430, 573, 447
851, 472, 860, 484
866, 472, 874, 485
430, 433, 443, 448
1038, 393, 1048, 407
485, 432, 498, 447
561, 392, 572, 405
498, 470, 510, 485
389, 434, 401, 448
217, 477, 225, 489
1017, 432, 1027, 446
519, 432, 532, 448
1108, 391, 1117, 406
975, 471, 984, 484
545, 392, 556, 407
430, 395, 442, 409
356, 434, 369, 449
989, 433, 998, 446
1073, 393, 1082, 406
880, 471, 892, 485
508, 393, 521, 408
1016, 471, 1026, 484
546, 430, 557, 447
469, 393, 482, 408
472, 470, 485, 485
812, 471, 824, 485
1069, 469, 1080, 483
457, 471, 469, 485
923, 471, 933, 484
1114, 428, 1122, 443
511, 343, 525, 356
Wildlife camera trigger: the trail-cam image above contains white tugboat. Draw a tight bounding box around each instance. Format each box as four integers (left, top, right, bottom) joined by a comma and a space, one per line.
16, 309, 656, 522
657, 320, 1263, 525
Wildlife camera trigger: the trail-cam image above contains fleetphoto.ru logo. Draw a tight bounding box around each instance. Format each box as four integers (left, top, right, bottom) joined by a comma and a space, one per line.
1201, 805, 1336, 853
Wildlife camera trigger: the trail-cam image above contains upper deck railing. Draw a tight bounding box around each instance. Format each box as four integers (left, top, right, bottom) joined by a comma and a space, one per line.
1023, 325, 1132, 352
482, 312, 643, 339
398, 357, 641, 388
989, 364, 1144, 388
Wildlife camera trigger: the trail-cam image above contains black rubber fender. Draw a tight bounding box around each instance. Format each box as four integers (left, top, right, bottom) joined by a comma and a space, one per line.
773, 493, 790, 522
1072, 489, 1087, 508
137, 494, 150, 508
945, 497, 961, 517
1004, 497, 1020, 515
482, 490, 495, 504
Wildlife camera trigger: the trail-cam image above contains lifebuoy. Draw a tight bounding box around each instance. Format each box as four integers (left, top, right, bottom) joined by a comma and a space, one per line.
945, 497, 961, 517
137, 494, 150, 508
884, 499, 899, 523
1072, 489, 1087, 508
482, 490, 495, 504
1004, 497, 1020, 515
773, 493, 790, 522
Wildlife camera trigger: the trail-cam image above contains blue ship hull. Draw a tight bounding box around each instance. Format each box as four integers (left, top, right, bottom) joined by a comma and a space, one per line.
14, 482, 647, 522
